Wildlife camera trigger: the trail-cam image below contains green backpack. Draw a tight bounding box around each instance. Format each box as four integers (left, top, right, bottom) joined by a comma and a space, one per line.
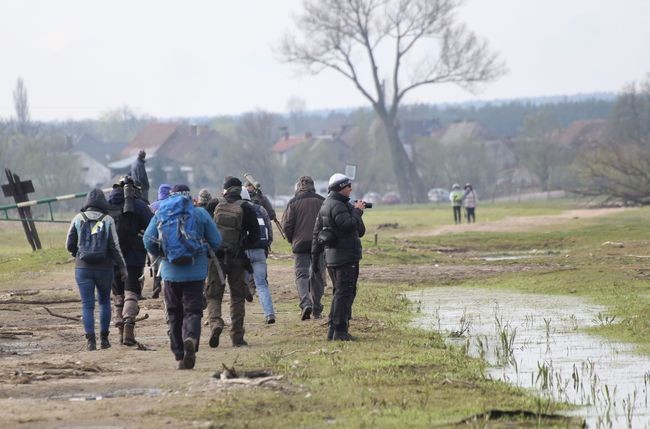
213, 199, 245, 256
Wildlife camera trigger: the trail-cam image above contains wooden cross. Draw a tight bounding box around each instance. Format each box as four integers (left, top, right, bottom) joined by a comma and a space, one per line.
2, 169, 41, 250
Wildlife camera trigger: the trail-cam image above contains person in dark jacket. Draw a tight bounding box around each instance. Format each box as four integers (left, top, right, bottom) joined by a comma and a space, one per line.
205, 177, 260, 348
241, 188, 276, 324
312, 173, 366, 341
148, 183, 172, 298
66, 188, 128, 351
129, 150, 150, 203
281, 175, 326, 320
108, 181, 153, 346
144, 184, 222, 369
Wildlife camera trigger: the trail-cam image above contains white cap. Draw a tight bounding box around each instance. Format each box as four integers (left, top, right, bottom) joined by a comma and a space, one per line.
241, 188, 251, 201
328, 173, 352, 191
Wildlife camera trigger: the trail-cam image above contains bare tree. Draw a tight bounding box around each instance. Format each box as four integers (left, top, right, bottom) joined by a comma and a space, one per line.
576, 76, 650, 204
221, 111, 280, 195
13, 77, 30, 133
278, 0, 505, 202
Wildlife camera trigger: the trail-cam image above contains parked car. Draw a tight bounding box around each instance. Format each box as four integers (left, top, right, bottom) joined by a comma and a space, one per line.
361, 192, 382, 204
428, 188, 450, 203
381, 192, 401, 205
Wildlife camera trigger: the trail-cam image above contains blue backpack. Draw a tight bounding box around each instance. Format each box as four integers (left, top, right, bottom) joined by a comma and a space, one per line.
156, 195, 204, 265
78, 213, 109, 264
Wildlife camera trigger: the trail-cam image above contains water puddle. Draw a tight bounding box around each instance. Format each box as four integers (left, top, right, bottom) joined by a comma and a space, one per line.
49, 387, 164, 401
407, 287, 650, 428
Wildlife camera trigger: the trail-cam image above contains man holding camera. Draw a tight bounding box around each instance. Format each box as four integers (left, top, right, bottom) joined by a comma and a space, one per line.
312, 173, 366, 341
108, 176, 153, 346
282, 176, 326, 320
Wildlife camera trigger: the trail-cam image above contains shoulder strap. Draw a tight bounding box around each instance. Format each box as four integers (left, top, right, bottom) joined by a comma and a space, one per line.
80, 212, 89, 222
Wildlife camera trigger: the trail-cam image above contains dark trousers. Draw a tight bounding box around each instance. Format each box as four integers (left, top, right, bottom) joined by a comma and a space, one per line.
452, 206, 462, 224
465, 207, 476, 223
164, 280, 204, 360
112, 266, 144, 295
329, 263, 359, 333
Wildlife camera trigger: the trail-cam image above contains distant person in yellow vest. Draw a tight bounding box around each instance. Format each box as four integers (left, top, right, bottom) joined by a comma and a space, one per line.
449, 183, 464, 224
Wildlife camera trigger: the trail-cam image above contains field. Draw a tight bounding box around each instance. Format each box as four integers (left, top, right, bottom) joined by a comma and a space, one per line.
1, 200, 649, 428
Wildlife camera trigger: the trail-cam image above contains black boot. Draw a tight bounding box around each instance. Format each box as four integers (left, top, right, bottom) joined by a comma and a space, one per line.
85, 333, 97, 351
100, 331, 111, 349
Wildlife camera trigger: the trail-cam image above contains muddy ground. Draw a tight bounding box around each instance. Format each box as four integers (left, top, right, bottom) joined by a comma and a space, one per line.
0, 261, 537, 428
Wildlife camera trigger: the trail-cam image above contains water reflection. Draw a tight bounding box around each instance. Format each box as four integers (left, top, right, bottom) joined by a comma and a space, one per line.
407, 288, 650, 428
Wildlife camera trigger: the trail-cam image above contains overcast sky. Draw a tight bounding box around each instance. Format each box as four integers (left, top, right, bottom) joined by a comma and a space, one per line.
1, 0, 649, 121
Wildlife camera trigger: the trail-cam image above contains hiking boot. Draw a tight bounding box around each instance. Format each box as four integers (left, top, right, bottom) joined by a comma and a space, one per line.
151, 287, 161, 299
232, 338, 248, 347
332, 331, 356, 341
123, 321, 136, 346
116, 322, 124, 345
85, 333, 96, 351
301, 307, 312, 321
313, 312, 322, 320
265, 315, 276, 324
182, 338, 197, 369
245, 290, 254, 302
100, 331, 111, 349
208, 326, 223, 348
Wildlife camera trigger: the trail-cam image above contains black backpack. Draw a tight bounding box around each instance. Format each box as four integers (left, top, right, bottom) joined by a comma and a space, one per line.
77, 213, 109, 264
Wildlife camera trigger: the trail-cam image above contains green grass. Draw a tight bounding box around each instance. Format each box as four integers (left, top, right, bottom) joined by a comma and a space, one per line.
1, 198, 643, 427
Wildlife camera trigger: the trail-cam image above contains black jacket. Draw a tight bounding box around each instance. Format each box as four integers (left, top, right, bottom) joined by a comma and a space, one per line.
107, 188, 153, 267
282, 190, 324, 254
312, 192, 365, 267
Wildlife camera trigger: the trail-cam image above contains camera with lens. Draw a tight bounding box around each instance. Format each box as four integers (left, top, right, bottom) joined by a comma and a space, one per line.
113, 175, 140, 214
354, 200, 373, 209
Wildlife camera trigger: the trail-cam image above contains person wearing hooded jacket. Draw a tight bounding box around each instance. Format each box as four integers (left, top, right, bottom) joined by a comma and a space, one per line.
144, 184, 222, 370
281, 175, 326, 320
108, 182, 153, 346
312, 173, 366, 341
66, 188, 128, 351
148, 183, 172, 298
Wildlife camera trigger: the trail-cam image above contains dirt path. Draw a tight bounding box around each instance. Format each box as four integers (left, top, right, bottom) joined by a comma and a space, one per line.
399, 207, 629, 237
0, 260, 535, 428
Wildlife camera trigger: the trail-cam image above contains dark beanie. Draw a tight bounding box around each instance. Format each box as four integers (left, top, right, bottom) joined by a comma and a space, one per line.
223, 176, 242, 190
171, 184, 190, 193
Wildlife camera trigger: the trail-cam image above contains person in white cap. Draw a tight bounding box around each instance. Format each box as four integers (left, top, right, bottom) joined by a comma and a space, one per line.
311, 173, 366, 341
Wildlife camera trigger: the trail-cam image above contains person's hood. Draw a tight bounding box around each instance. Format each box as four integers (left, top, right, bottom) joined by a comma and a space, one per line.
81, 188, 109, 213
108, 187, 125, 205
158, 184, 172, 201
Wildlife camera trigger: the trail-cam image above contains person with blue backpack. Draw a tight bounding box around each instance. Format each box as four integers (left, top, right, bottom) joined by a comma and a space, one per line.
143, 184, 222, 370
241, 188, 276, 324
66, 188, 128, 351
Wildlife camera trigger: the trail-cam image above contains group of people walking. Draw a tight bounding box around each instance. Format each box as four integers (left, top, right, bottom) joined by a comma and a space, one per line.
66, 166, 366, 369
449, 183, 478, 224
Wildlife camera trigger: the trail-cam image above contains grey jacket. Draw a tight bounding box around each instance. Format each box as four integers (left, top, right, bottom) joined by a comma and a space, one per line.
66, 188, 126, 271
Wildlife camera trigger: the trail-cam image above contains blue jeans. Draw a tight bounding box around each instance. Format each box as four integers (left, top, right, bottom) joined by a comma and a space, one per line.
245, 248, 275, 317
75, 268, 113, 334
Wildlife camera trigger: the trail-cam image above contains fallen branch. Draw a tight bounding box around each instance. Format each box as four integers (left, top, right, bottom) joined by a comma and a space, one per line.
136, 313, 149, 322
42, 306, 81, 322
219, 375, 284, 386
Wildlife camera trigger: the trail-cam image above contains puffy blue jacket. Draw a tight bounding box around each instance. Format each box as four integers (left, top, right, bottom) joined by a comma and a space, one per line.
143, 199, 222, 282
